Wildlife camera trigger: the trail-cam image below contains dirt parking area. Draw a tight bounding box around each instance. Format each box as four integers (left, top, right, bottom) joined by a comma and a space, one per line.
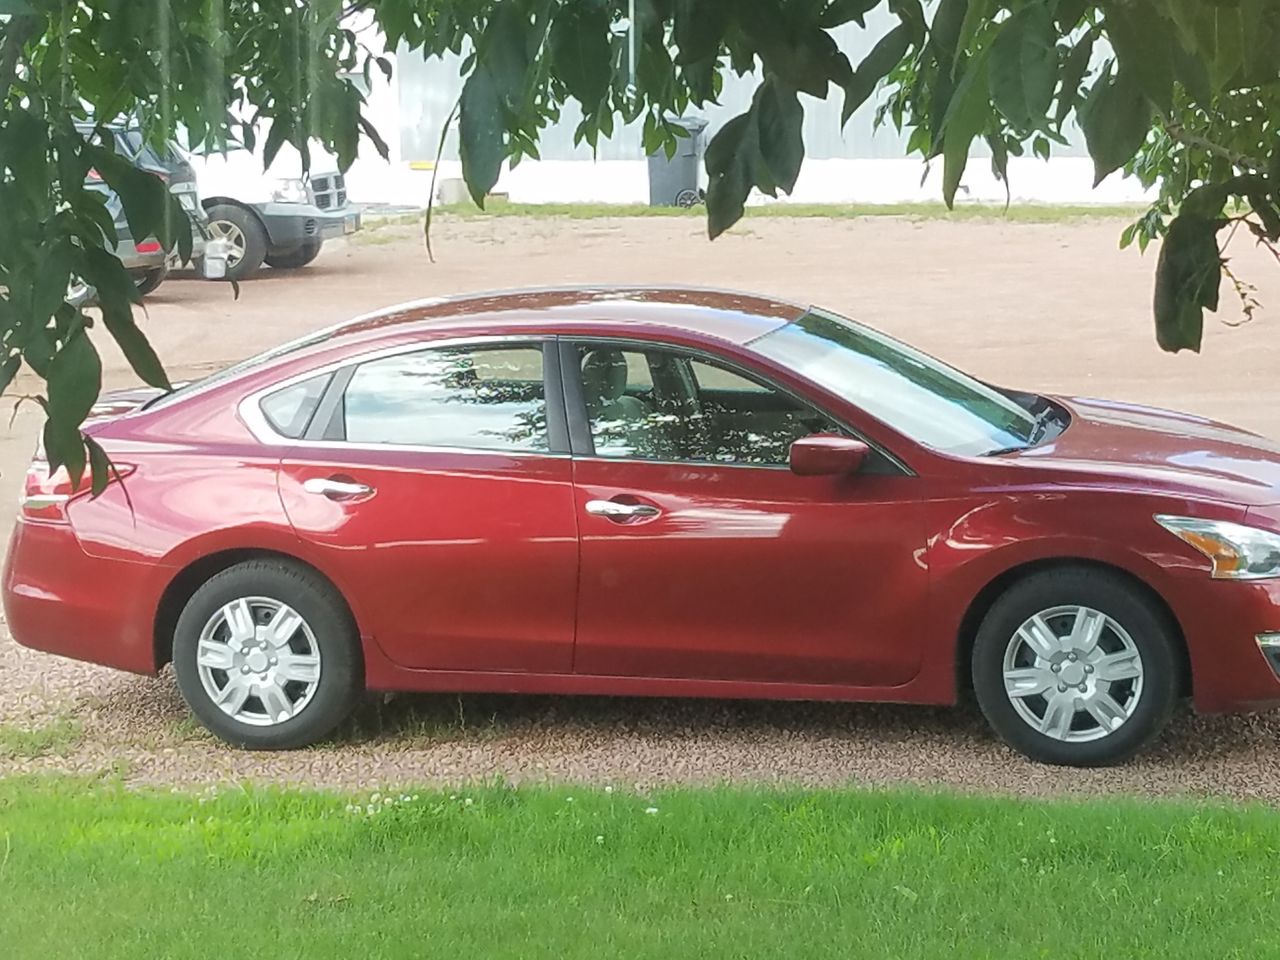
5, 212, 1280, 798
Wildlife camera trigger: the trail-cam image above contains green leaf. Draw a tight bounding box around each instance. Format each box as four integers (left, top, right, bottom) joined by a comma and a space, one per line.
458, 68, 505, 208
1105, 1, 1176, 113
818, 0, 880, 29
32, 243, 73, 330
0, 0, 34, 13
1080, 67, 1151, 186
1180, 182, 1230, 220
85, 434, 112, 497
550, 1, 612, 106
86, 143, 168, 251
0, 355, 22, 396
675, 0, 730, 64
705, 114, 754, 239
988, 2, 1057, 131
740, 7, 842, 99
484, 1, 533, 107
929, 0, 970, 72
754, 78, 804, 196
1032, 135, 1051, 161
1055, 0, 1089, 30
841, 23, 913, 125
957, 0, 996, 53
46, 329, 101, 435
1055, 29, 1096, 125
263, 116, 293, 170
1171, 40, 1211, 105
358, 116, 391, 162
987, 134, 1009, 204
941, 55, 991, 207
1153, 215, 1225, 353
81, 248, 170, 390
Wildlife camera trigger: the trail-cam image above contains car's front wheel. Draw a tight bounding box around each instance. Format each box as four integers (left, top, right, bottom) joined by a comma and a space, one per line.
971, 567, 1180, 766
172, 559, 363, 749
205, 203, 268, 281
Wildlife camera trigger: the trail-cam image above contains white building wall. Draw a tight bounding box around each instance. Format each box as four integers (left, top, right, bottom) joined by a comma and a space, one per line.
340, 14, 1152, 208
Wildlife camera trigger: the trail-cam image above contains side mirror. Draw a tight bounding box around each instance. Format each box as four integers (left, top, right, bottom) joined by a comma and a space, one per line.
789, 434, 870, 477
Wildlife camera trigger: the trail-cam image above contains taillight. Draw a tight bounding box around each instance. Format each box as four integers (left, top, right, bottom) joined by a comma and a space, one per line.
22, 458, 133, 523
135, 240, 163, 254
86, 168, 103, 181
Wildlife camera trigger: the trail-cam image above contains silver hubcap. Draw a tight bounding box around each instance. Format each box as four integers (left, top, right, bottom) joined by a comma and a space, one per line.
207, 219, 246, 266
195, 597, 321, 726
1002, 605, 1144, 743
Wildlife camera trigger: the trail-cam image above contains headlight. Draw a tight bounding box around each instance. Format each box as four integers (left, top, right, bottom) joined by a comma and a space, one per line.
1155, 515, 1280, 579
270, 178, 309, 204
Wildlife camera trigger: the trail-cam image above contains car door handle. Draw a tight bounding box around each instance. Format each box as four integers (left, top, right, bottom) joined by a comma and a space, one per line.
303, 477, 375, 499
585, 499, 661, 520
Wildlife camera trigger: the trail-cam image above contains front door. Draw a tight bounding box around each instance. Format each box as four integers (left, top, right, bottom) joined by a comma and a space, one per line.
565, 340, 928, 687
278, 340, 579, 673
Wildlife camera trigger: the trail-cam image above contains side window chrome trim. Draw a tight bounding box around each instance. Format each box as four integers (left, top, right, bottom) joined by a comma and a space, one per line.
239, 334, 557, 450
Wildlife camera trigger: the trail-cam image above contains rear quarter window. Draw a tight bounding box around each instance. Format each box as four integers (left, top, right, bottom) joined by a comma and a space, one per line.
259, 373, 332, 438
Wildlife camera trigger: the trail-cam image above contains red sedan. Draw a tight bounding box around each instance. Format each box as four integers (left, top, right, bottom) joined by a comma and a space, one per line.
9, 287, 1280, 766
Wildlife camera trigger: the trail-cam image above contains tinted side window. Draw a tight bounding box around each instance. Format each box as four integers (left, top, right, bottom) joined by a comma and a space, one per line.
578, 345, 840, 465
343, 346, 548, 452
260, 373, 331, 438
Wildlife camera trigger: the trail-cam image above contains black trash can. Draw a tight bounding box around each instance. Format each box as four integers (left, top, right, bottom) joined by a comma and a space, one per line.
647, 116, 708, 207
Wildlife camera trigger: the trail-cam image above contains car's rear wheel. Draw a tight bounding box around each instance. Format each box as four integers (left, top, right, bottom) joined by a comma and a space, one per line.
971, 567, 1180, 766
265, 239, 322, 269
172, 559, 362, 749
135, 266, 168, 296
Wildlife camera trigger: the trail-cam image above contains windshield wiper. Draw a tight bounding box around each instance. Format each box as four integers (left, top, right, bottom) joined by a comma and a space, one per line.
1028, 406, 1057, 444
985, 404, 1060, 457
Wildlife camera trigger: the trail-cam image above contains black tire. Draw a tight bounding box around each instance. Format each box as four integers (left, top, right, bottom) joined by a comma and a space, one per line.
172, 559, 363, 749
265, 239, 323, 269
205, 203, 268, 281
971, 566, 1180, 767
134, 266, 168, 296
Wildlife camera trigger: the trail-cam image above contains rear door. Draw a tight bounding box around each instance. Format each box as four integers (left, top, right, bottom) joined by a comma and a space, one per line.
270, 338, 580, 673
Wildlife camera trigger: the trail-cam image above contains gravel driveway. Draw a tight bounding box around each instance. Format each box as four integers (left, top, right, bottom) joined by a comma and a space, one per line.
4, 212, 1280, 799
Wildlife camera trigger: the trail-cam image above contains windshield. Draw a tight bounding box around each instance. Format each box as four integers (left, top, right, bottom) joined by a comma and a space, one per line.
752, 308, 1045, 457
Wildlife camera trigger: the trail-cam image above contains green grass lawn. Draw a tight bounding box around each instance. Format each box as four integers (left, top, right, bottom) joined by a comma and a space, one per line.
1, 777, 1277, 958
366, 198, 1147, 226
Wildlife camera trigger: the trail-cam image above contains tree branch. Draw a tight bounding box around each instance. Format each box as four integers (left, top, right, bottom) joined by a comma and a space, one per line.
1163, 118, 1265, 172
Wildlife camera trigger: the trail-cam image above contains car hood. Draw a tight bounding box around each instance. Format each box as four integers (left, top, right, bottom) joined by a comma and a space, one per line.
1007, 396, 1280, 506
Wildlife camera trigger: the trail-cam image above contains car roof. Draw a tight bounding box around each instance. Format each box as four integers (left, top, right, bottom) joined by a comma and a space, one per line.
327, 286, 806, 349
144, 287, 808, 414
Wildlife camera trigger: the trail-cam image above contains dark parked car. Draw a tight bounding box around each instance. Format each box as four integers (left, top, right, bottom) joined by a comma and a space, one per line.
10, 287, 1280, 767
78, 123, 211, 295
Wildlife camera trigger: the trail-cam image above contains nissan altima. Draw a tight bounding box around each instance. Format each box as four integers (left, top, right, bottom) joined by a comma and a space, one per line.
9, 286, 1280, 766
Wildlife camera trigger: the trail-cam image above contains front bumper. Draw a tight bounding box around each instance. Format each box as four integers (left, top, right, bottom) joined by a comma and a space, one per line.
1171, 573, 1280, 713
254, 202, 362, 247
3, 519, 161, 676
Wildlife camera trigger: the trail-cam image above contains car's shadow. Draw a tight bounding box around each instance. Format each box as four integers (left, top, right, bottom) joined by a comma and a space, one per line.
331, 690, 988, 747
92, 668, 1280, 778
